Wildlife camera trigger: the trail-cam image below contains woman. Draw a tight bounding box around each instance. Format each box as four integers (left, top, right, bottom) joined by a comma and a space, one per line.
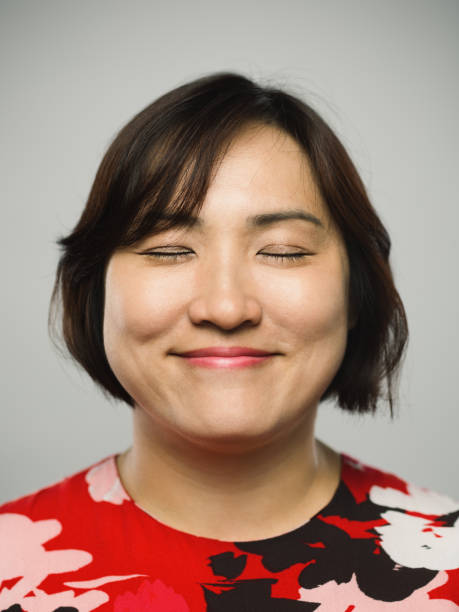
1, 72, 458, 610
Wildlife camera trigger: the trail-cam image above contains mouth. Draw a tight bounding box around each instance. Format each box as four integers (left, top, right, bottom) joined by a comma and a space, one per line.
175, 346, 277, 357
174, 355, 276, 369
171, 346, 280, 369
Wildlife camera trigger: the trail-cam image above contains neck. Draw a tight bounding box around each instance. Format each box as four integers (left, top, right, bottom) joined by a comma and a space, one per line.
117, 406, 341, 542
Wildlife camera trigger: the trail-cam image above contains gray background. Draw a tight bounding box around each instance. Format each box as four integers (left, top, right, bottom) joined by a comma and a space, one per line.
1, 0, 458, 504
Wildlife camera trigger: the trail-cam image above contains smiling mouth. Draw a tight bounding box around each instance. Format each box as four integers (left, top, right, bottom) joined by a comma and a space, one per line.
174, 354, 276, 369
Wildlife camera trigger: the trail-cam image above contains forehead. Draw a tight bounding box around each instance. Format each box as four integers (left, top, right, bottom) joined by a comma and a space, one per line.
198, 124, 332, 230
215, 124, 313, 187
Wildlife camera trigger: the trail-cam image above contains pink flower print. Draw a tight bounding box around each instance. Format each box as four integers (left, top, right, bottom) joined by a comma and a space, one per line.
0, 512, 94, 609
0, 513, 146, 611
114, 578, 190, 611
86, 456, 130, 504
113, 579, 190, 612
298, 570, 454, 610
13, 587, 109, 612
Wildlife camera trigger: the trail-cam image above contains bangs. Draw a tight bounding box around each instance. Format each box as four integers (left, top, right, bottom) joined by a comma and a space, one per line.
116, 125, 234, 248
108, 95, 280, 251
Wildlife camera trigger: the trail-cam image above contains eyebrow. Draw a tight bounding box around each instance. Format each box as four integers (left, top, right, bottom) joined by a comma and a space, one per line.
157, 209, 325, 230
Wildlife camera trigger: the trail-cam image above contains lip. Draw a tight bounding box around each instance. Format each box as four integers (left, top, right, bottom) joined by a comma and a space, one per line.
171, 346, 279, 369
175, 346, 276, 357
180, 355, 274, 369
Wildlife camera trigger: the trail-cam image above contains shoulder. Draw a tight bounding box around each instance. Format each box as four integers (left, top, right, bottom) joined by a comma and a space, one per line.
337, 452, 459, 576
0, 453, 127, 519
340, 452, 459, 517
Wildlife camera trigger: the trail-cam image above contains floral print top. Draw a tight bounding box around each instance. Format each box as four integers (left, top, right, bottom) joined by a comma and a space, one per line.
1, 452, 458, 611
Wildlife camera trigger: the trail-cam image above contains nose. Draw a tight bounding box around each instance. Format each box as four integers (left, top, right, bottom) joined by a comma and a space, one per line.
187, 256, 262, 330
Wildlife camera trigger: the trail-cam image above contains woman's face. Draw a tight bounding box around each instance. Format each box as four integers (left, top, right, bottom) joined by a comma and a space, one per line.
103, 125, 352, 451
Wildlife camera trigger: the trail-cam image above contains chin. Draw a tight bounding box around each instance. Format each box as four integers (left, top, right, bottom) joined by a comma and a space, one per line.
176, 418, 286, 454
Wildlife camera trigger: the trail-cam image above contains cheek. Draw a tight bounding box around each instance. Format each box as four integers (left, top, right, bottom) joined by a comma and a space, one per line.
103, 266, 183, 347
266, 261, 349, 342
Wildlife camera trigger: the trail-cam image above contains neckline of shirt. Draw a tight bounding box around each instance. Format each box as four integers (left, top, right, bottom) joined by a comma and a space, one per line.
108, 451, 346, 545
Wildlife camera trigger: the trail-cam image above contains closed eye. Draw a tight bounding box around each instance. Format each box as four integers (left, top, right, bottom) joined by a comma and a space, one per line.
260, 252, 311, 261
143, 251, 191, 261
140, 250, 314, 263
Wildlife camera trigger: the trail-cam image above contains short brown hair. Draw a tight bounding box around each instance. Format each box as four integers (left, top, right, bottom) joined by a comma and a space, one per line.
48, 71, 408, 415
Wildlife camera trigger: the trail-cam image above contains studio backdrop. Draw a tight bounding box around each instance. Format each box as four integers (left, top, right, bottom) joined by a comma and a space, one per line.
1, 0, 458, 502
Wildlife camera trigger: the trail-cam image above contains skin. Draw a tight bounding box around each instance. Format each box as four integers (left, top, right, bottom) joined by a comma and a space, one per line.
103, 123, 352, 542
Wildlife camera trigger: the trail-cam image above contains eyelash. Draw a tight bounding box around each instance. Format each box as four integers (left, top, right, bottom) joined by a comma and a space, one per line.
142, 251, 311, 262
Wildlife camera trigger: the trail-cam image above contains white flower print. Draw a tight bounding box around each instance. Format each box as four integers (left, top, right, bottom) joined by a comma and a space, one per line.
370, 482, 459, 570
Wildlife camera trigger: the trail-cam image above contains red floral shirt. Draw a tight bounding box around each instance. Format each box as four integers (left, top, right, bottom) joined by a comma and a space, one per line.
1, 452, 458, 611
